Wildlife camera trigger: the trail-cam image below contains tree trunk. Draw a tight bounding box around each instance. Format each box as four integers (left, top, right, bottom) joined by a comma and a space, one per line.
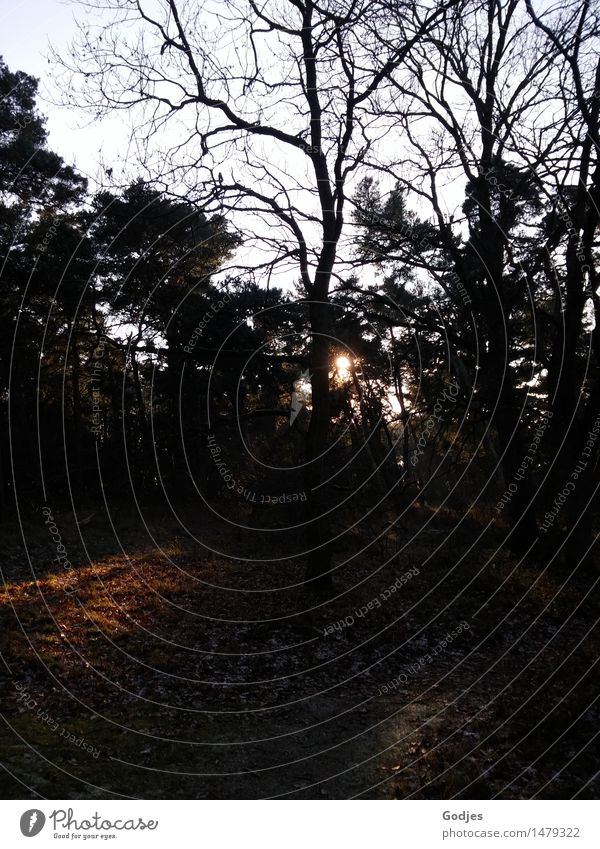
70, 329, 85, 504
166, 327, 186, 488
493, 392, 539, 554
0, 410, 8, 521
473, 163, 539, 553
130, 346, 153, 477
563, 385, 600, 569
304, 301, 333, 592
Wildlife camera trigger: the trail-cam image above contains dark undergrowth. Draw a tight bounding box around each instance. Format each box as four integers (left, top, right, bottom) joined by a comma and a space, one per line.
0, 502, 598, 799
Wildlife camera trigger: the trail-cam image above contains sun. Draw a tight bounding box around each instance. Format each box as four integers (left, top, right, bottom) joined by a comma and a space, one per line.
335, 355, 352, 379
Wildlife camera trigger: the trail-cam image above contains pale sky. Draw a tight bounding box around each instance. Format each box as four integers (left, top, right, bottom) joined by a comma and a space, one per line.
2, 0, 130, 185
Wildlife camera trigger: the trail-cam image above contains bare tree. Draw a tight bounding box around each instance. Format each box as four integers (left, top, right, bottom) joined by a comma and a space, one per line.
360, 0, 564, 553
54, 0, 458, 590
523, 0, 600, 565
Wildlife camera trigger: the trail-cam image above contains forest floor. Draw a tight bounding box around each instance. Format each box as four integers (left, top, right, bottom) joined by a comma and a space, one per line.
0, 501, 599, 799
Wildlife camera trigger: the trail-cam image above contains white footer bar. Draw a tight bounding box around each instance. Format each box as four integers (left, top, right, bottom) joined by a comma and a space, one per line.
1, 800, 598, 848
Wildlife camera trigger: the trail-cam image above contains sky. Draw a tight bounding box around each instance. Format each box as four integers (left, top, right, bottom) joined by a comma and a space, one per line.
2, 0, 129, 184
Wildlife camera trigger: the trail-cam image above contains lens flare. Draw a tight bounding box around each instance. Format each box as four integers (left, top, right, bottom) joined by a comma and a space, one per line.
335, 355, 352, 379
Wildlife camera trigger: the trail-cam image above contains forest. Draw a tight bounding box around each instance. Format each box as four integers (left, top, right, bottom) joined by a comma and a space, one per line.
0, 0, 599, 800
